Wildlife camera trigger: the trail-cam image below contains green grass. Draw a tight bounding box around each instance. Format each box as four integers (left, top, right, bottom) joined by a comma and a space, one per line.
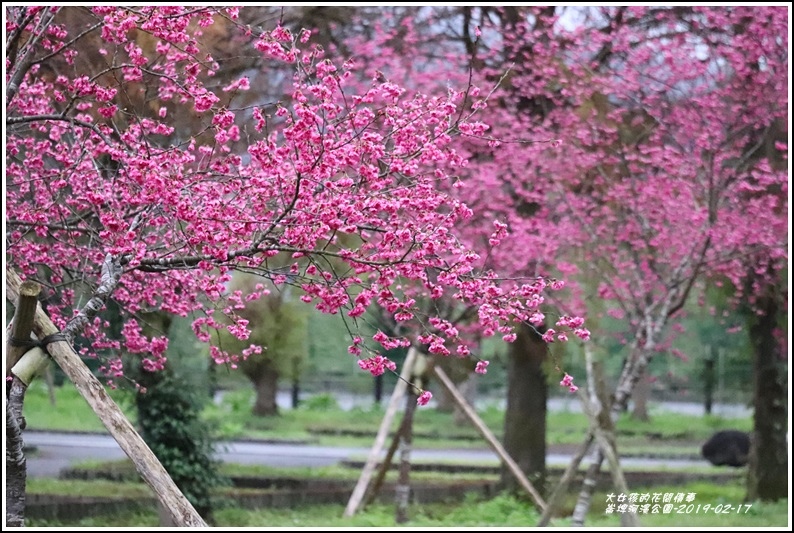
64, 459, 501, 484
25, 478, 789, 528
23, 380, 753, 454
214, 492, 544, 527
27, 478, 154, 499
69, 455, 742, 487
196, 387, 756, 451
23, 380, 136, 433
28, 510, 161, 528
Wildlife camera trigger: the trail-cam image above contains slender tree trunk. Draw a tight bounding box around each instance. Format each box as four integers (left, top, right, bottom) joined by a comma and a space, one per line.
571, 453, 602, 526
374, 374, 383, 404
746, 285, 787, 501
703, 346, 716, 416
6, 383, 27, 528
395, 388, 418, 524
251, 369, 280, 416
344, 348, 417, 518
537, 433, 595, 526
502, 322, 547, 493
631, 367, 651, 421
570, 344, 641, 527
291, 380, 300, 409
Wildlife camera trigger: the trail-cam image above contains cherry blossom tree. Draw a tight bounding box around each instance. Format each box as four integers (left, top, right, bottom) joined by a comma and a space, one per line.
5, 6, 588, 526
311, 4, 788, 517
6, 4, 587, 395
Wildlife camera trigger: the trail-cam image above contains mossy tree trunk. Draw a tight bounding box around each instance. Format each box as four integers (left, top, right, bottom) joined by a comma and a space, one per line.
745, 281, 788, 502
250, 364, 280, 416
502, 322, 547, 494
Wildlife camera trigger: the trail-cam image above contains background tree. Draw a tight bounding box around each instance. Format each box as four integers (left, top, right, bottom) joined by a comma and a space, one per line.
214, 274, 308, 416
742, 267, 788, 502
315, 5, 788, 512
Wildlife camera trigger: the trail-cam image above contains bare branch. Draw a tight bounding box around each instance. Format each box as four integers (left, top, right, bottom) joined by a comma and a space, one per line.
61, 253, 125, 343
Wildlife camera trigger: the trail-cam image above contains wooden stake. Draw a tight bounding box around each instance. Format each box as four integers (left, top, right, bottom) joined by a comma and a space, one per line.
6, 268, 207, 527
432, 365, 548, 513
395, 386, 418, 524
364, 416, 406, 507
536, 432, 594, 526
344, 346, 418, 517
6, 280, 40, 378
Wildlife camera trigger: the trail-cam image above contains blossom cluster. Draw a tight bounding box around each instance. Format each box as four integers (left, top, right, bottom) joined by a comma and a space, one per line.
5, 7, 589, 398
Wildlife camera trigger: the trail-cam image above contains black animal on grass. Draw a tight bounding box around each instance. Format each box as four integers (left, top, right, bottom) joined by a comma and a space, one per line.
701, 430, 750, 467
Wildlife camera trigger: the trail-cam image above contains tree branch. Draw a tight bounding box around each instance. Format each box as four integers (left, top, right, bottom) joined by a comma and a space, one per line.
6, 7, 60, 106
60, 253, 125, 342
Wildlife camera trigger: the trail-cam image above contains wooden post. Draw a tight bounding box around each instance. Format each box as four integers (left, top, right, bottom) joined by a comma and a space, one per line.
432, 365, 548, 513
11, 347, 51, 386
5, 283, 40, 528
364, 418, 406, 507
395, 385, 418, 523
536, 432, 594, 527
344, 346, 418, 517
579, 382, 639, 526
6, 280, 40, 378
6, 268, 207, 527
570, 345, 639, 527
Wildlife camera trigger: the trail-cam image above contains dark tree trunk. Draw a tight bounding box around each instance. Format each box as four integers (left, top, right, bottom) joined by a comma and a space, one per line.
703, 346, 716, 416
746, 285, 787, 502
435, 385, 455, 413
502, 322, 547, 494
374, 374, 383, 404
251, 369, 280, 416
291, 380, 300, 409
437, 374, 479, 424
631, 367, 651, 421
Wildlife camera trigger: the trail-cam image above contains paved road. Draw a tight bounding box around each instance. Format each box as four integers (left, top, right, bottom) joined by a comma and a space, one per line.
262, 391, 752, 418
24, 431, 711, 479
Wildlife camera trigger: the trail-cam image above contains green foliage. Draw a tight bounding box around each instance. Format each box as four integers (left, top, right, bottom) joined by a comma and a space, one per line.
164, 316, 214, 402
135, 370, 228, 517
28, 511, 161, 528
217, 275, 309, 383
217, 388, 255, 414
299, 392, 340, 411
201, 388, 252, 438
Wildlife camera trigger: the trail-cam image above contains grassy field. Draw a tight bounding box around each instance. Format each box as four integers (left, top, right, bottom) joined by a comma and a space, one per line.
25, 477, 789, 528
22, 380, 751, 454
21, 380, 785, 529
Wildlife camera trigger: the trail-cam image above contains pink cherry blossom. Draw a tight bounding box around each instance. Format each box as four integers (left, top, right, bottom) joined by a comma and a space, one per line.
417, 390, 433, 406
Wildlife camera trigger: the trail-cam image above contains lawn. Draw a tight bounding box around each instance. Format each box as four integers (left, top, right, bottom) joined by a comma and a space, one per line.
25, 477, 789, 528
22, 380, 751, 453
